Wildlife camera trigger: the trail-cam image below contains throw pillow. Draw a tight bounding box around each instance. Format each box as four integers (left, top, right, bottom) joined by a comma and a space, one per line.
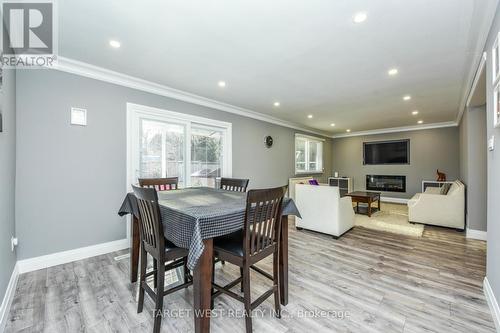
440, 183, 452, 195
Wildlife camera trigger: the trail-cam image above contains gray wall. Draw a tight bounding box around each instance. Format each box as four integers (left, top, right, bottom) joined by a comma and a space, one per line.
459, 106, 487, 232
484, 3, 500, 308
331, 127, 460, 199
0, 69, 17, 302
15, 69, 331, 259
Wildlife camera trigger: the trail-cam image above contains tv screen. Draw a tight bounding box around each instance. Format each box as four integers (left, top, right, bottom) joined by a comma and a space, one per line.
363, 140, 409, 165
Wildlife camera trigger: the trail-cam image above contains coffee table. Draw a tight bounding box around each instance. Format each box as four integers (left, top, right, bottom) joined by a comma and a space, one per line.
346, 191, 381, 217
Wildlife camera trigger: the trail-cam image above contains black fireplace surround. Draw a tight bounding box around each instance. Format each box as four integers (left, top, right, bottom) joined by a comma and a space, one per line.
366, 175, 406, 192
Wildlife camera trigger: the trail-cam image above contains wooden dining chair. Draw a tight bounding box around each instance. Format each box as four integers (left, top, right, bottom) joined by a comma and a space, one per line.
219, 177, 250, 192
138, 177, 180, 286
139, 177, 179, 191
211, 185, 287, 333
132, 185, 192, 333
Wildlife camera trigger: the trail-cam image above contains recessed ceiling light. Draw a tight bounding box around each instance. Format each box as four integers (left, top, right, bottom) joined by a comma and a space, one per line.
307, 114, 313, 119
330, 123, 336, 127
346, 129, 351, 132
353, 12, 367, 23
412, 110, 419, 115
417, 120, 424, 124
218, 81, 226, 88
403, 95, 411, 101
109, 40, 121, 48
273, 102, 280, 107
388, 68, 398, 76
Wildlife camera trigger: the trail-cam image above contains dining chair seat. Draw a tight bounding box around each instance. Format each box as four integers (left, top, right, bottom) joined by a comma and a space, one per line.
164, 239, 185, 252
214, 230, 272, 258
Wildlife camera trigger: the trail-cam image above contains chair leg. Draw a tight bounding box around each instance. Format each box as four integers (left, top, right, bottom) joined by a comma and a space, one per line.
137, 245, 147, 314
242, 264, 252, 333
240, 267, 244, 292
153, 258, 158, 289
273, 250, 281, 318
183, 257, 189, 284
211, 261, 216, 309
153, 260, 165, 333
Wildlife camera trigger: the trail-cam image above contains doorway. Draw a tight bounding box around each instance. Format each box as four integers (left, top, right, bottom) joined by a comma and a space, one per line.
462, 53, 488, 239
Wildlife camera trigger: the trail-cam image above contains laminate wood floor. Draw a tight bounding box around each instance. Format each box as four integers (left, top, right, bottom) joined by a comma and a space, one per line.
5, 222, 494, 333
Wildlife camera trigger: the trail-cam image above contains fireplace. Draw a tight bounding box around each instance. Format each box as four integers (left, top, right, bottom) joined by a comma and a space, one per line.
366, 175, 406, 192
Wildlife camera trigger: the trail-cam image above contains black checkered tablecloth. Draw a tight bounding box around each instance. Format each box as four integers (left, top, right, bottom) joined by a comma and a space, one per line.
118, 187, 300, 269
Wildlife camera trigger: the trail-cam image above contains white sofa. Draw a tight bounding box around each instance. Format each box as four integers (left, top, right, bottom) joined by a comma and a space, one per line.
407, 180, 465, 229
295, 183, 355, 238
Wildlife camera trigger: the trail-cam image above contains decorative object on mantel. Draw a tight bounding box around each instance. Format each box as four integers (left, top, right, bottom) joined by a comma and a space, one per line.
436, 169, 446, 181
264, 135, 273, 148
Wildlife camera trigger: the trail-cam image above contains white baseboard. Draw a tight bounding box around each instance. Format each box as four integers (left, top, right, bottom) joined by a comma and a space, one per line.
0, 263, 19, 332
381, 196, 409, 204
484, 277, 500, 332
17, 239, 129, 274
466, 228, 487, 241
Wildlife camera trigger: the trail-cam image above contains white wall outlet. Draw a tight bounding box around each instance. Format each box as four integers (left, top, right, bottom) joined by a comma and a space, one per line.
10, 236, 18, 251
70, 107, 87, 126
488, 135, 495, 151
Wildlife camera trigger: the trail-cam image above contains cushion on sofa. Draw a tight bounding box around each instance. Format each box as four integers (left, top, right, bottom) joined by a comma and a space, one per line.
440, 183, 452, 195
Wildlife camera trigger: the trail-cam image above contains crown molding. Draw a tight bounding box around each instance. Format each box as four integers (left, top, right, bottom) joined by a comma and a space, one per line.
457, 0, 499, 123
458, 52, 488, 123
54, 57, 329, 137
331, 121, 458, 139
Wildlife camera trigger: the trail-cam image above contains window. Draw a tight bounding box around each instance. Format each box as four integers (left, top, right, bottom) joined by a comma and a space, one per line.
295, 134, 323, 174
128, 103, 231, 188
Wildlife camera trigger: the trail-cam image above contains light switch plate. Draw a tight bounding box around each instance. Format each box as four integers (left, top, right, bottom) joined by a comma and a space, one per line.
71, 107, 87, 126
488, 135, 495, 151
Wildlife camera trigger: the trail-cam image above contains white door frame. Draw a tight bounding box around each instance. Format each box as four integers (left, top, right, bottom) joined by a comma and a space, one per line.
125, 102, 232, 240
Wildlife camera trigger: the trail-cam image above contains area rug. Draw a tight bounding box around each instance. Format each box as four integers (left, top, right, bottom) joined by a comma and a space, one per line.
354, 202, 424, 237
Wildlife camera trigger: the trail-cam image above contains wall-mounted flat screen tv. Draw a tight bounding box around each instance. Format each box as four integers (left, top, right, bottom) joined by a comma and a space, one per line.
363, 139, 410, 165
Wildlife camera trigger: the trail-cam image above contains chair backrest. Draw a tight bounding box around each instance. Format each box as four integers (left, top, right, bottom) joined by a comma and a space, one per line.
243, 185, 287, 258
220, 177, 249, 192
132, 185, 165, 255
139, 177, 179, 191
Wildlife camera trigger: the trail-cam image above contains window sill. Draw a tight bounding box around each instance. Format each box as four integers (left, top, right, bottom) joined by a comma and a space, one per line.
295, 171, 324, 175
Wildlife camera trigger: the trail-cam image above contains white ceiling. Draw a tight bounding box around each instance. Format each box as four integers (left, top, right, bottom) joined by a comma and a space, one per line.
59, 0, 493, 134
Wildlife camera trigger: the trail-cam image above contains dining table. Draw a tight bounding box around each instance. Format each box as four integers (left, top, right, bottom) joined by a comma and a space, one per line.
118, 187, 301, 333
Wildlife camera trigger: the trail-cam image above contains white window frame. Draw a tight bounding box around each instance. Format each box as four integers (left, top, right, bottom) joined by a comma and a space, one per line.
126, 102, 232, 194
294, 133, 324, 174
493, 33, 500, 128
492, 32, 500, 85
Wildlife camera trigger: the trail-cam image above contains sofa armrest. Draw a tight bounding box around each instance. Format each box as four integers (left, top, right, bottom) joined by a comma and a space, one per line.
338, 196, 355, 231
408, 192, 464, 228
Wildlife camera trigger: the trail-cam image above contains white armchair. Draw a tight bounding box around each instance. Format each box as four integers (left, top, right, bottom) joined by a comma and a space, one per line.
407, 180, 465, 229
295, 184, 354, 238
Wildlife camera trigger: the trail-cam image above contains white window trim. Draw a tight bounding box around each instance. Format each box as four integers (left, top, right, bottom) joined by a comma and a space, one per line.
492, 32, 500, 85
126, 103, 232, 239
294, 133, 324, 175
493, 33, 500, 128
